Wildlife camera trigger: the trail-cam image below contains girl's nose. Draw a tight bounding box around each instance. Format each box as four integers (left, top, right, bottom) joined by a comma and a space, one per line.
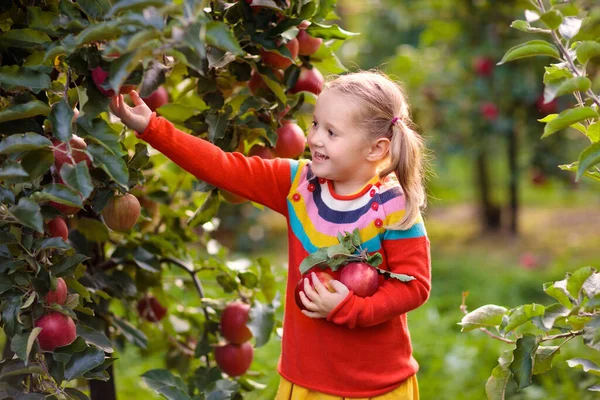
308, 130, 323, 147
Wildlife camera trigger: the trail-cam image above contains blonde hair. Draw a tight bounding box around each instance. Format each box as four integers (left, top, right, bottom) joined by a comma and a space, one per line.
324, 70, 427, 230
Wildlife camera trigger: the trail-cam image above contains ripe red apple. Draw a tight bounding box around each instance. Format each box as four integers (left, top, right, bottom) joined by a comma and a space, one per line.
47, 217, 68, 241
297, 26, 322, 56
294, 269, 336, 311
137, 295, 167, 322
214, 342, 253, 377
274, 121, 305, 159
260, 38, 299, 70
142, 87, 169, 112
535, 95, 558, 115
52, 135, 91, 170
221, 190, 248, 204
45, 278, 68, 305
248, 69, 284, 96
248, 145, 275, 159
49, 201, 81, 216
220, 302, 252, 344
289, 66, 324, 95
35, 312, 77, 352
472, 56, 494, 77
480, 102, 499, 121
101, 193, 141, 231
91, 67, 136, 97
339, 262, 379, 298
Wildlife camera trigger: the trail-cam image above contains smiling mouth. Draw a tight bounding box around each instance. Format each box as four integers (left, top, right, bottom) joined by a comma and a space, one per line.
314, 151, 329, 161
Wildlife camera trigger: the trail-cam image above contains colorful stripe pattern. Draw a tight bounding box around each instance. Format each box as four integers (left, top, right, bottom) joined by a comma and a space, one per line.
286, 160, 426, 254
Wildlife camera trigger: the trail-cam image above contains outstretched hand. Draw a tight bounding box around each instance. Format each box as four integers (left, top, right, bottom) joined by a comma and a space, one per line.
299, 272, 350, 319
109, 90, 152, 134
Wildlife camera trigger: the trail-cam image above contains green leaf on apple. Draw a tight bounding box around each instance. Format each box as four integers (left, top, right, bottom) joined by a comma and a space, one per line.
298, 247, 328, 274
8, 198, 43, 233
60, 162, 93, 200
48, 98, 74, 142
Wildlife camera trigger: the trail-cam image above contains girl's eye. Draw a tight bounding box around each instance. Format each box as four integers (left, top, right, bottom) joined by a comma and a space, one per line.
311, 121, 318, 129
328, 130, 336, 137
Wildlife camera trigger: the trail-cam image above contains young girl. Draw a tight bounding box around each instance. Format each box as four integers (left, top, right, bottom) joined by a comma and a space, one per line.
110, 71, 431, 399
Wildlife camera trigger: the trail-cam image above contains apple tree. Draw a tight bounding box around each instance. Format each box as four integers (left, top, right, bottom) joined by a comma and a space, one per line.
0, 0, 355, 398
460, 1, 600, 398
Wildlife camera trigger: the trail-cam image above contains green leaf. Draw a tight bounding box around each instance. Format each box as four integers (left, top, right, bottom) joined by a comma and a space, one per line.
187, 190, 220, 228
543, 65, 572, 84
0, 133, 52, 154
510, 20, 550, 33
20, 149, 53, 181
539, 10, 563, 30
257, 257, 276, 304
566, 358, 600, 376
77, 117, 124, 156
372, 265, 414, 282
75, 20, 122, 47
87, 143, 129, 187
205, 21, 243, 56
48, 98, 74, 142
299, 247, 329, 274
206, 111, 229, 142
544, 278, 572, 307
75, 0, 112, 19
112, 315, 148, 349
51, 254, 89, 277
365, 253, 383, 267
543, 76, 591, 102
0, 161, 29, 181
326, 243, 351, 259
307, 22, 359, 40
108, 52, 142, 93
576, 142, 600, 181
8, 198, 43, 232
76, 218, 110, 243
260, 73, 287, 104
64, 347, 105, 381
587, 121, 600, 143
60, 162, 93, 200
33, 237, 70, 253
142, 371, 192, 400
567, 266, 595, 299
10, 328, 42, 365
0, 66, 51, 94
576, 41, 600, 64
504, 304, 545, 334
76, 325, 113, 353
509, 334, 538, 390
533, 346, 560, 375
541, 303, 570, 330
485, 364, 511, 400
34, 183, 83, 207
498, 40, 561, 65
351, 229, 361, 247
542, 107, 599, 138
0, 100, 50, 123
583, 317, 600, 351
459, 305, 508, 332
106, 0, 167, 18
64, 388, 90, 400
238, 271, 258, 289
248, 295, 279, 348
0, 364, 45, 380
0, 28, 50, 48
558, 16, 582, 39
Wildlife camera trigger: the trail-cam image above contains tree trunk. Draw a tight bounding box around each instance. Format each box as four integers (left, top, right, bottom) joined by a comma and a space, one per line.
476, 151, 502, 231
507, 126, 519, 235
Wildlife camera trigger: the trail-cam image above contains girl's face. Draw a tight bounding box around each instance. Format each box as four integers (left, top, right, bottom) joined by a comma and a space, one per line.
307, 90, 380, 195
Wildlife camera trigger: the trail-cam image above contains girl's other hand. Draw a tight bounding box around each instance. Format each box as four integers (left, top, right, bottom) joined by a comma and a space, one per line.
109, 90, 152, 134
300, 272, 349, 319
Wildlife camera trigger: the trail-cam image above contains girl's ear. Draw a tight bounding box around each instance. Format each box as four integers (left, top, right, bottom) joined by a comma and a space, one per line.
367, 138, 390, 162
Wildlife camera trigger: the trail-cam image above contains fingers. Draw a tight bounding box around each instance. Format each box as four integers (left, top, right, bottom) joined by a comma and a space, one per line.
130, 90, 146, 107
299, 290, 319, 312
310, 272, 327, 295
329, 280, 349, 296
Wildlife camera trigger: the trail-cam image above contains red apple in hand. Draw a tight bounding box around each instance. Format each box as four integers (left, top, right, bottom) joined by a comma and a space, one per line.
220, 302, 252, 344
339, 262, 379, 297
35, 312, 77, 352
142, 87, 169, 112
214, 342, 253, 377
289, 66, 324, 95
47, 217, 68, 241
45, 278, 68, 305
294, 269, 336, 311
274, 121, 305, 159
101, 193, 141, 232
137, 295, 167, 322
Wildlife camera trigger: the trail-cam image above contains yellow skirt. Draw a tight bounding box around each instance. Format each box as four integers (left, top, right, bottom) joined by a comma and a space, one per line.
275, 375, 419, 400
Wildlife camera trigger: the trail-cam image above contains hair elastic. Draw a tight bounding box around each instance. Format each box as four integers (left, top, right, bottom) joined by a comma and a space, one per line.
391, 116, 400, 125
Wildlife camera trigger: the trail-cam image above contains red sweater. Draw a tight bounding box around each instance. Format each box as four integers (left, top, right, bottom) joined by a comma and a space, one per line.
138, 114, 431, 397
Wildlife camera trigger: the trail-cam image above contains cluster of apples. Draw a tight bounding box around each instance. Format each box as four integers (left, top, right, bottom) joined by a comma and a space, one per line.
35, 278, 77, 352
214, 302, 254, 377
295, 262, 380, 311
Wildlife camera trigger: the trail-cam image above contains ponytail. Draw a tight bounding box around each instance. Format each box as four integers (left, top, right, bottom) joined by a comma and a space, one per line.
379, 119, 427, 230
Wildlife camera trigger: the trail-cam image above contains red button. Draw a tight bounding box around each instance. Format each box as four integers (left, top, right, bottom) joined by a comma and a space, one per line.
308, 184, 316, 192
370, 189, 376, 197
292, 193, 301, 202
318, 178, 326, 184
374, 219, 383, 228
371, 202, 379, 211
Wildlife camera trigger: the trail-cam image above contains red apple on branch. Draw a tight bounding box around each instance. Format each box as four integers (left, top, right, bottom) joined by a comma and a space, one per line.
101, 193, 141, 232
472, 56, 495, 77
45, 278, 68, 305
274, 121, 306, 159
47, 217, 68, 241
91, 67, 136, 97
248, 145, 275, 159
297, 22, 323, 56
52, 135, 91, 170
260, 38, 299, 70
294, 269, 336, 311
35, 312, 77, 352
142, 87, 169, 112
480, 102, 499, 121
289, 66, 324, 95
220, 302, 252, 344
214, 342, 254, 377
339, 262, 379, 297
49, 201, 81, 216
137, 295, 167, 322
